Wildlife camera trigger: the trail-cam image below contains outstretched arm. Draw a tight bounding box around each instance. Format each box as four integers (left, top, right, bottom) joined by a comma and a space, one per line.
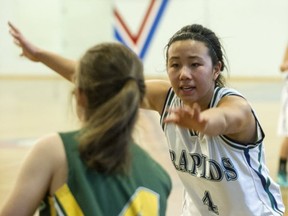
280, 44, 288, 72
8, 22, 76, 81
8, 22, 172, 114
164, 96, 256, 144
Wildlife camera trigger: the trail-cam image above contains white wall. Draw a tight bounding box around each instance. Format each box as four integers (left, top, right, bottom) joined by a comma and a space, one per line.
0, 0, 287, 77
0, 0, 112, 75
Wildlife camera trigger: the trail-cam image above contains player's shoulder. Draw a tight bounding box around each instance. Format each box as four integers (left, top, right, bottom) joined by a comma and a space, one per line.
145, 79, 171, 91
31, 133, 64, 163
34, 133, 62, 148
144, 79, 171, 112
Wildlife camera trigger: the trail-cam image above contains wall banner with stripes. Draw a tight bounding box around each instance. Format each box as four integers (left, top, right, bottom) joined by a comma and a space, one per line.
113, 0, 169, 60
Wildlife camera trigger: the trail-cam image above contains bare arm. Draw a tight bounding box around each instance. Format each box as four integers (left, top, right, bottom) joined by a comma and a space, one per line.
8, 22, 76, 81
280, 44, 288, 72
164, 96, 256, 144
141, 79, 171, 114
0, 134, 63, 216
8, 22, 171, 112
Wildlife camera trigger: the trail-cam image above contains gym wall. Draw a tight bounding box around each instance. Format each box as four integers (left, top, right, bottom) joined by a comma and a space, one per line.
0, 0, 287, 78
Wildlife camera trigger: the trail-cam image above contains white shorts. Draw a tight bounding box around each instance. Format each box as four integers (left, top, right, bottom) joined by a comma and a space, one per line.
278, 81, 288, 136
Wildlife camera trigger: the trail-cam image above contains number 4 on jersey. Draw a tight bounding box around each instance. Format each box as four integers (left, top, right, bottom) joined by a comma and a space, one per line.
202, 190, 219, 215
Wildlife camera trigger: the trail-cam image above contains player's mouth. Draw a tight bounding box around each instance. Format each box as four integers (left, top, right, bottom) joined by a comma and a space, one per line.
180, 86, 195, 94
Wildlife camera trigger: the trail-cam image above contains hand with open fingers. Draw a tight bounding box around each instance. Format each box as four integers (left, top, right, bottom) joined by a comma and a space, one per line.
164, 103, 208, 132
8, 21, 41, 62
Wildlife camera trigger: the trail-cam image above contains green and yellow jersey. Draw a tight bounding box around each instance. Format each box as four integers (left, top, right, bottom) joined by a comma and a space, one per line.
39, 131, 172, 216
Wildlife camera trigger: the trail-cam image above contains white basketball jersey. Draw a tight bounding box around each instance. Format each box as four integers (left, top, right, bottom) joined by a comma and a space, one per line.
278, 76, 288, 136
160, 87, 285, 216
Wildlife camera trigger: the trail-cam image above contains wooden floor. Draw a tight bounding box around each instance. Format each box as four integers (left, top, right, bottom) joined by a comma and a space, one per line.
0, 78, 287, 215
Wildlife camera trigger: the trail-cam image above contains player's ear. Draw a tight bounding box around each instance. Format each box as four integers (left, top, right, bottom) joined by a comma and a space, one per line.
213, 61, 222, 80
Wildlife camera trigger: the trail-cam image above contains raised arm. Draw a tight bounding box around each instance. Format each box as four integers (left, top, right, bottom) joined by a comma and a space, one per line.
8, 22, 76, 81
8, 22, 171, 112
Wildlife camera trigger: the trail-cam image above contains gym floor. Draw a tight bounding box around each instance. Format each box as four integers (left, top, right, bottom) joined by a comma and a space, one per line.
0, 77, 287, 215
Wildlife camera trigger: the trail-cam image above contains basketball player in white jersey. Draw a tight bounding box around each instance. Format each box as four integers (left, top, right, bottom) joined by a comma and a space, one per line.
8, 22, 285, 215
277, 44, 288, 187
